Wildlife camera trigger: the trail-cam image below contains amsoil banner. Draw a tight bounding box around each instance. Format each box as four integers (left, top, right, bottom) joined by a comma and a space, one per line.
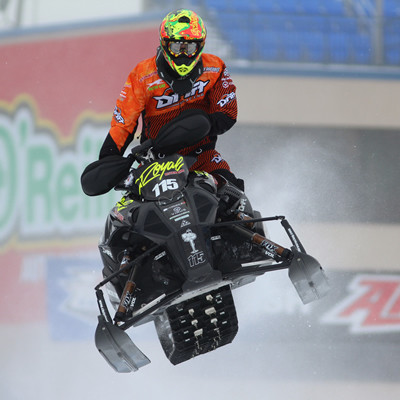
234, 270, 400, 381
0, 21, 158, 323
239, 271, 400, 339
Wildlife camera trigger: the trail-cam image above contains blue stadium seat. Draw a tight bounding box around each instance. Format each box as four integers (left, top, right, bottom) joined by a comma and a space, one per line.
301, 32, 325, 62
253, 0, 280, 13
384, 0, 400, 17
256, 31, 280, 60
324, 0, 345, 15
218, 13, 255, 59
205, 0, 397, 66
329, 31, 352, 62
354, 34, 372, 63
300, 0, 324, 14
386, 49, 400, 65
256, 15, 292, 31
384, 22, 400, 64
288, 16, 326, 61
205, 0, 226, 12
205, 0, 256, 12
290, 15, 326, 32
226, 0, 254, 12
232, 30, 253, 59
223, 12, 251, 32
278, 0, 302, 14
328, 16, 358, 33
279, 31, 301, 61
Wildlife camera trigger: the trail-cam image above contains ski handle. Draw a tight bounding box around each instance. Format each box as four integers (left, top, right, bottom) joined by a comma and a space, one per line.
280, 218, 306, 253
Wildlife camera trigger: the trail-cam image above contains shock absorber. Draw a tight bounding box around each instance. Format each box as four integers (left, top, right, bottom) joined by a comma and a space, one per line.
236, 211, 256, 229
114, 251, 140, 324
231, 215, 291, 261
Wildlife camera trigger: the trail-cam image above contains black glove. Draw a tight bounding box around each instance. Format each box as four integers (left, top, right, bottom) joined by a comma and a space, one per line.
81, 156, 134, 196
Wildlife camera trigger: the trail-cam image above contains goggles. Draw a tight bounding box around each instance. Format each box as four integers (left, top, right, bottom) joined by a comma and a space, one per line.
168, 41, 198, 57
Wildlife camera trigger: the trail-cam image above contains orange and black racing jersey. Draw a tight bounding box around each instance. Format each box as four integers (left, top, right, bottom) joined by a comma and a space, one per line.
104, 53, 237, 158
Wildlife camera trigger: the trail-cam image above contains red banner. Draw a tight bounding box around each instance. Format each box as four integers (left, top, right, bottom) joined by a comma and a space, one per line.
1, 25, 158, 136
0, 22, 159, 322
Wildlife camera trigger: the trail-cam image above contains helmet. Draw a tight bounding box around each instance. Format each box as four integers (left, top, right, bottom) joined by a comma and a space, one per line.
159, 9, 207, 78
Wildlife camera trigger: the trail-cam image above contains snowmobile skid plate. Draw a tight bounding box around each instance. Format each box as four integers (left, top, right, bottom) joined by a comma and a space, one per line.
95, 315, 150, 372
288, 248, 331, 304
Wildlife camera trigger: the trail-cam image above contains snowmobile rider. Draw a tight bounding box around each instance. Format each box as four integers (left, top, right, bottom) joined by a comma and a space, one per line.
99, 8, 244, 191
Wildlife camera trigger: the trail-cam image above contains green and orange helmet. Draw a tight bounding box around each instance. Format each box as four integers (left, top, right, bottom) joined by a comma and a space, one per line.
159, 9, 207, 78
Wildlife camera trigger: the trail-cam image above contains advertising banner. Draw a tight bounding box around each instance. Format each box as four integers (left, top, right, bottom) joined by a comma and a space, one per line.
0, 21, 158, 323
234, 269, 400, 381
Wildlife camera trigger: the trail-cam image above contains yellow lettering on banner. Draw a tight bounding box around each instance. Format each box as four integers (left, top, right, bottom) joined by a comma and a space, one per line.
135, 157, 185, 194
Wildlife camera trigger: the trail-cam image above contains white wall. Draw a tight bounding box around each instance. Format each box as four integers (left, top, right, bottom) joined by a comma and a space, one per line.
234, 74, 400, 129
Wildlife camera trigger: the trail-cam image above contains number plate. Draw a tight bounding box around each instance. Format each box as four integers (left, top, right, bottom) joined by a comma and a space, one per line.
133, 154, 189, 200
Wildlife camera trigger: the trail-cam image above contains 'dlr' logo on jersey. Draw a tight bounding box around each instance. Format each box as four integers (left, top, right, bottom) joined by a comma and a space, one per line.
322, 274, 400, 333
154, 80, 210, 109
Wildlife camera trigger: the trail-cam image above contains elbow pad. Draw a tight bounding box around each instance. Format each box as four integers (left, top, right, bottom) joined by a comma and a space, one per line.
208, 112, 236, 136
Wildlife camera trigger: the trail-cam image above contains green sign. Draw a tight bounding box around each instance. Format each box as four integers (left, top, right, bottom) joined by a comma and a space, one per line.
0, 96, 120, 248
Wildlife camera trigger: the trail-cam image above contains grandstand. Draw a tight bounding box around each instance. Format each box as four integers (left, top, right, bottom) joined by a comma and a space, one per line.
1, 0, 398, 67
186, 0, 400, 66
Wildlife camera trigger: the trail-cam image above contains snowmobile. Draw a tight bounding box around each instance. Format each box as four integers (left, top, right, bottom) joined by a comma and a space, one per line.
81, 110, 331, 373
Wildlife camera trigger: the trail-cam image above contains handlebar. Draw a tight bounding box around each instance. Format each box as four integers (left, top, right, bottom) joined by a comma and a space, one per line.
130, 139, 153, 163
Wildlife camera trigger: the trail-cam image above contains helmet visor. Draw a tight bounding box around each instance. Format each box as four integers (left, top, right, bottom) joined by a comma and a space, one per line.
168, 41, 198, 57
